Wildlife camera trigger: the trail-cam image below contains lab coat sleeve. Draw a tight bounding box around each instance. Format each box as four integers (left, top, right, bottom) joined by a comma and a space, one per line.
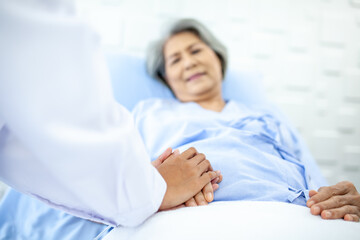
0, 0, 166, 227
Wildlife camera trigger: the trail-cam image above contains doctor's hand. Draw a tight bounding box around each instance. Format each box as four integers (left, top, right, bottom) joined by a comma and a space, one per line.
307, 181, 360, 222
185, 171, 223, 207
155, 147, 218, 211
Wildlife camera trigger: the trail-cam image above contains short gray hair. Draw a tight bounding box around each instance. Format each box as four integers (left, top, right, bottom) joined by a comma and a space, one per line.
146, 18, 228, 86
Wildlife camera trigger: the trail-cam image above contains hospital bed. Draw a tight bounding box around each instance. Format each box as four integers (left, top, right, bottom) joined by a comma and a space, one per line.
103, 53, 360, 240
0, 53, 359, 239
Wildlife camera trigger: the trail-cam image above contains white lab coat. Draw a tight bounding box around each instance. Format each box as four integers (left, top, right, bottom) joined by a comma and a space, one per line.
0, 0, 166, 227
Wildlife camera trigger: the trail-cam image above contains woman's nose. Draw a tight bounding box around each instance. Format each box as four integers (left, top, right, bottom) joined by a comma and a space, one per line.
183, 54, 197, 70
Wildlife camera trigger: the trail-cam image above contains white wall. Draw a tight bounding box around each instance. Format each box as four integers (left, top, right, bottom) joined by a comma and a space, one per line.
76, 0, 360, 189
1, 0, 359, 199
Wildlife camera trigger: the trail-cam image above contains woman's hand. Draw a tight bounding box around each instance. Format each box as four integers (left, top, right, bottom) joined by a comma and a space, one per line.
153, 147, 222, 210
185, 171, 223, 207
307, 181, 360, 222
154, 147, 218, 211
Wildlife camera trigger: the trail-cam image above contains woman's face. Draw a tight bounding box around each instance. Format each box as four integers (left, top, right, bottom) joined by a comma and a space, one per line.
163, 31, 223, 103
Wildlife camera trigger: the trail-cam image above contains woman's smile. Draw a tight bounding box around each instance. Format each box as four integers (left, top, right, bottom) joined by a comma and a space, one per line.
187, 72, 206, 82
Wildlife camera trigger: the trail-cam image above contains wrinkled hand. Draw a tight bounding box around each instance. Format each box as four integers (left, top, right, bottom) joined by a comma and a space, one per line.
154, 147, 218, 211
307, 181, 360, 222
185, 172, 223, 207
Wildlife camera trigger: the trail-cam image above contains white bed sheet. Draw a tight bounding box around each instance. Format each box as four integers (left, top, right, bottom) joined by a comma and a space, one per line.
103, 201, 359, 240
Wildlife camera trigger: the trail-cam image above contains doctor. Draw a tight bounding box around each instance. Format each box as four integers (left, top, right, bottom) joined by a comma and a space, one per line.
0, 0, 219, 227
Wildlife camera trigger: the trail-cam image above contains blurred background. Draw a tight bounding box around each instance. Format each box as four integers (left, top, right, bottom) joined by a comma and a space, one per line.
1, 0, 359, 199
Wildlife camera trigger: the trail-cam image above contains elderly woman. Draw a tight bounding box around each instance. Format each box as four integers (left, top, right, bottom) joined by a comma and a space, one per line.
132, 18, 360, 222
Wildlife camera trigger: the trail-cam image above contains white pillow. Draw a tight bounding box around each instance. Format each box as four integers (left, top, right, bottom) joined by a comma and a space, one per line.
103, 201, 360, 240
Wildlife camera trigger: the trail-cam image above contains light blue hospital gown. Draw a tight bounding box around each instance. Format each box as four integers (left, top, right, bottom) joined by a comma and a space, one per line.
0, 98, 328, 240
133, 98, 328, 206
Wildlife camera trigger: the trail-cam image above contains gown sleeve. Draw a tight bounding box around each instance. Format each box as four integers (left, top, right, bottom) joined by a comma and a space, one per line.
0, 0, 166, 227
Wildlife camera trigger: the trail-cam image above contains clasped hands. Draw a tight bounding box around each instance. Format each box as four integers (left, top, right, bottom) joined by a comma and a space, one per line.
152, 147, 222, 211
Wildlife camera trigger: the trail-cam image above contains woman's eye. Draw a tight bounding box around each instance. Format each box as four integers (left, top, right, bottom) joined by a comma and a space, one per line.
191, 49, 201, 54
171, 58, 180, 65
